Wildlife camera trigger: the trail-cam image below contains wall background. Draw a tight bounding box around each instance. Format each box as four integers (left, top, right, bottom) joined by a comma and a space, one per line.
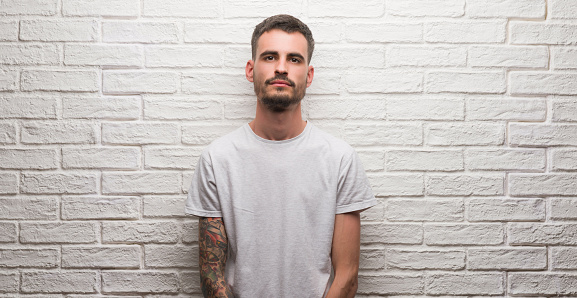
1, 0, 577, 296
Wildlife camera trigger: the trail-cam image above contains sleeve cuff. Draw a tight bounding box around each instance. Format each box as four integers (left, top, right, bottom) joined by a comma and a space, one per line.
336, 198, 377, 214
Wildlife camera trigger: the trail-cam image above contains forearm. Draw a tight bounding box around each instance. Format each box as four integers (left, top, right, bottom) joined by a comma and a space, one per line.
199, 217, 233, 298
327, 211, 361, 298
326, 268, 359, 298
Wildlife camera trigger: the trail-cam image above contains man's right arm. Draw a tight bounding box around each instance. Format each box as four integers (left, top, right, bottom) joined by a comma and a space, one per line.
199, 217, 233, 298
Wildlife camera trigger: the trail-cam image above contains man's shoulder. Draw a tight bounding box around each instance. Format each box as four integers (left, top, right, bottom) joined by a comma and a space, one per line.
308, 123, 355, 154
200, 124, 247, 159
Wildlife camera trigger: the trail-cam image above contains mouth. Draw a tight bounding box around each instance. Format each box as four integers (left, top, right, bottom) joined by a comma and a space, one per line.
269, 80, 292, 87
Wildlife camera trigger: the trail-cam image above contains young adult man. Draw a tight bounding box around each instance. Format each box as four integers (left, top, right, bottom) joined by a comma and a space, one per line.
185, 14, 376, 298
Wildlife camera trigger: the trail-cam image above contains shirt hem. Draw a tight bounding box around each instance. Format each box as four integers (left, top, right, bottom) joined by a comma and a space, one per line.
184, 207, 223, 218
336, 198, 377, 214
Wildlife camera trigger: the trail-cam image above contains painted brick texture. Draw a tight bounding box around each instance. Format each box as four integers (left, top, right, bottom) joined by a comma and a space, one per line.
0, 0, 576, 296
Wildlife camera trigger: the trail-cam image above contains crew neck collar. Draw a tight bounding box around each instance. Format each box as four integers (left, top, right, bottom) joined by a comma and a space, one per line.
246, 121, 311, 144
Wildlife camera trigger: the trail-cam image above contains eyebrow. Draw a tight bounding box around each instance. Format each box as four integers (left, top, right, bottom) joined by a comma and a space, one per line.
259, 51, 306, 61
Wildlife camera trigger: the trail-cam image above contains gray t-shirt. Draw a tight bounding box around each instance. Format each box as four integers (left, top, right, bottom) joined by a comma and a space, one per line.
185, 122, 376, 297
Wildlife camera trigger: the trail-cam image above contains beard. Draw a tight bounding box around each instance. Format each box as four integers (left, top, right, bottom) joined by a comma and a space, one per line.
254, 74, 306, 112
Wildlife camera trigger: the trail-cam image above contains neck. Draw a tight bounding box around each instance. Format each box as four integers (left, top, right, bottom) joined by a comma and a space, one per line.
249, 101, 307, 141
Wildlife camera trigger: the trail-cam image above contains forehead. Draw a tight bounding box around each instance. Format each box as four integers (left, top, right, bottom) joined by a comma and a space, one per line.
255, 29, 308, 56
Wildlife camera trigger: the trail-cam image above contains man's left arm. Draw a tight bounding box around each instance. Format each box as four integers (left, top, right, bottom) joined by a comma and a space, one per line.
326, 211, 361, 298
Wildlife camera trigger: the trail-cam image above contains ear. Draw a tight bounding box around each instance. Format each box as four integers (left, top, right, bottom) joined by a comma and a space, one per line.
306, 65, 314, 88
245, 60, 255, 82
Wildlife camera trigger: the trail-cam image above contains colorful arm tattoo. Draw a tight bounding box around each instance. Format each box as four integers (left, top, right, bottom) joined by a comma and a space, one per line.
199, 217, 233, 298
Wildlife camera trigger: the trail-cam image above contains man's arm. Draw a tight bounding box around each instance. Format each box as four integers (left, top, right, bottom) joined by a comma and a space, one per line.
326, 211, 361, 298
199, 217, 233, 298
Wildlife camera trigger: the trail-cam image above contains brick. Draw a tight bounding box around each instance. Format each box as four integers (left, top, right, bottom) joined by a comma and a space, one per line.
551, 198, 577, 220
103, 21, 179, 43
511, 72, 577, 95
358, 274, 424, 295
0, 69, 17, 91
145, 245, 196, 268
307, 98, 386, 120
0, 248, 59, 268
552, 149, 577, 171
182, 72, 252, 95
551, 0, 577, 19
426, 273, 504, 295
552, 96, 577, 121
426, 174, 504, 196
102, 172, 180, 195
465, 149, 545, 171
511, 23, 577, 45
103, 71, 178, 94
345, 22, 423, 43
509, 273, 577, 295
367, 174, 424, 197
20, 222, 97, 243
0, 0, 57, 15
386, 198, 463, 222
426, 71, 506, 93
356, 149, 385, 172
554, 48, 577, 69
510, 174, 577, 196
387, 45, 466, 67
306, 73, 341, 95
387, 97, 464, 120
21, 70, 98, 92
62, 246, 140, 268
309, 0, 384, 17
0, 44, 59, 65
102, 271, 178, 293
21, 173, 97, 194
386, 150, 463, 171
0, 21, 18, 41
21, 270, 97, 293
468, 247, 546, 270
63, 96, 140, 120
144, 97, 222, 120
360, 248, 386, 270
425, 21, 506, 43
21, 121, 96, 144
467, 97, 546, 121
308, 22, 345, 44
467, 0, 545, 17
314, 45, 385, 69
0, 272, 18, 292
387, 249, 465, 270
181, 219, 199, 244
360, 199, 385, 222
427, 122, 504, 146
144, 147, 202, 170
145, 46, 222, 68
224, 98, 257, 119
143, 196, 186, 217
510, 124, 577, 146
469, 45, 548, 68
223, 45, 251, 67
387, 0, 464, 17
63, 0, 138, 16
468, 197, 545, 222
180, 271, 201, 294
0, 172, 17, 195
65, 44, 143, 67
144, 0, 218, 16
0, 149, 58, 169
63, 147, 140, 169
0, 123, 16, 144
62, 196, 139, 220
362, 223, 422, 244
0, 222, 17, 242
0, 96, 58, 119
102, 122, 179, 145
182, 124, 240, 145
552, 247, 577, 269
425, 223, 503, 245
509, 223, 577, 245
184, 22, 253, 43
345, 70, 423, 93
0, 197, 58, 220
103, 222, 179, 244
20, 19, 97, 41
345, 123, 422, 146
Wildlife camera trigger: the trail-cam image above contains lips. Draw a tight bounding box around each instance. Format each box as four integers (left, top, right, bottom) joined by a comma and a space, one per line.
270, 80, 291, 87
265, 76, 295, 87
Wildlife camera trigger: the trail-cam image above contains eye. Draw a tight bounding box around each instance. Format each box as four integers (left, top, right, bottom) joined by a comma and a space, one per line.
290, 58, 301, 63
264, 56, 275, 61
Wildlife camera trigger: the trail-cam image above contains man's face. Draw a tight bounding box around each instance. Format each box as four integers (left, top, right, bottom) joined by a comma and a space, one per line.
246, 29, 314, 112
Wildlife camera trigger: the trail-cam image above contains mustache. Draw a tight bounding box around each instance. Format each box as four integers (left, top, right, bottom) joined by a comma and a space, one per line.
265, 75, 295, 87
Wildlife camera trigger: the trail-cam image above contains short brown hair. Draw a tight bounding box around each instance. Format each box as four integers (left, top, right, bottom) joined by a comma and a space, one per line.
251, 14, 315, 64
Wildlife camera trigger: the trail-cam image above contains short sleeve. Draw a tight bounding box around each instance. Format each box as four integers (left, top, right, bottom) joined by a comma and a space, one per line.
185, 154, 223, 217
335, 150, 377, 214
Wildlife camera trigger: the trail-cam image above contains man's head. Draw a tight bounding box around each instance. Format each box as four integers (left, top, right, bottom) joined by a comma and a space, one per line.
251, 14, 315, 65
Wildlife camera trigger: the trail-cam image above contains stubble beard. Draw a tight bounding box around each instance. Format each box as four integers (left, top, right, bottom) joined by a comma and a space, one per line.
255, 75, 306, 113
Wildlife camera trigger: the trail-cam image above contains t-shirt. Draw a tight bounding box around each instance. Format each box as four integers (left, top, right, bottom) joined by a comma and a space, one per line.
185, 122, 376, 297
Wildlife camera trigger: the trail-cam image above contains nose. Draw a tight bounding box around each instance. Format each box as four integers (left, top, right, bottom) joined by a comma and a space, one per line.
275, 59, 287, 75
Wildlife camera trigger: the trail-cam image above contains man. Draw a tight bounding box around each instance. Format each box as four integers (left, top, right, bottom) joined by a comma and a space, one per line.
185, 14, 376, 298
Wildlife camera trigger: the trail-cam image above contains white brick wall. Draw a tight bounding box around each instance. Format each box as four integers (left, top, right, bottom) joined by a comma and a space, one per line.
1, 0, 576, 296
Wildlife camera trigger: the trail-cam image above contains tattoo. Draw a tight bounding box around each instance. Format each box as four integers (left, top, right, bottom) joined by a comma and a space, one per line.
199, 217, 233, 298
